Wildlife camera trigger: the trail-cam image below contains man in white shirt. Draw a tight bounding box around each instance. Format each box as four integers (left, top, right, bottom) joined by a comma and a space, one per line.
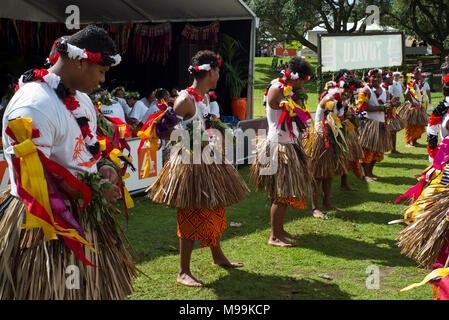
389, 72, 403, 103
139, 90, 156, 108
126, 91, 148, 126
112, 86, 132, 116
0, 25, 135, 300
208, 91, 220, 119
421, 73, 432, 111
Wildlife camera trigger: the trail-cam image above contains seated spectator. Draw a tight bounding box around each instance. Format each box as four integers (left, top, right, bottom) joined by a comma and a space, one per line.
126, 91, 148, 134
208, 91, 220, 120
93, 91, 127, 123
140, 90, 156, 108
170, 87, 179, 101
141, 88, 172, 124
112, 86, 132, 116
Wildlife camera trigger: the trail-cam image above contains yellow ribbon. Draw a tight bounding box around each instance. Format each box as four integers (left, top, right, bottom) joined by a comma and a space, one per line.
401, 268, 449, 292
108, 149, 134, 209
8, 118, 94, 250
356, 92, 368, 111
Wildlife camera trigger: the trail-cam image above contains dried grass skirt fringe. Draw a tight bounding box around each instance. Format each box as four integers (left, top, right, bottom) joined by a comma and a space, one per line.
0, 197, 137, 300
397, 101, 429, 126
249, 138, 314, 199
303, 131, 349, 179
358, 118, 392, 153
147, 144, 250, 209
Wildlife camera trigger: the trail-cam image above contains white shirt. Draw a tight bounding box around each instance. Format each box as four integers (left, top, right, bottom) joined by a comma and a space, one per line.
422, 82, 430, 101
209, 101, 220, 118
140, 97, 151, 107
266, 80, 297, 143
365, 86, 386, 123
2, 81, 97, 197
389, 81, 403, 101
100, 100, 126, 123
128, 100, 148, 124
116, 97, 131, 116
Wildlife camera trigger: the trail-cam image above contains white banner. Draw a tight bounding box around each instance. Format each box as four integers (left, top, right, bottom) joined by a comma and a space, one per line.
0, 137, 162, 194
320, 33, 403, 72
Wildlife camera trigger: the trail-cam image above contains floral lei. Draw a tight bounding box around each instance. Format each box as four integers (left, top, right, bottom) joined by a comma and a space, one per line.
15, 68, 101, 161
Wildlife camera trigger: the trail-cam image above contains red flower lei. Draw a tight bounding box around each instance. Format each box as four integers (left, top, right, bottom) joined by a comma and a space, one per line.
16, 68, 100, 160
186, 87, 204, 102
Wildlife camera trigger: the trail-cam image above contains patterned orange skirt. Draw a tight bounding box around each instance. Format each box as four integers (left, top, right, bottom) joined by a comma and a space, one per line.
177, 207, 227, 248
405, 125, 426, 144
273, 197, 307, 209
359, 148, 384, 164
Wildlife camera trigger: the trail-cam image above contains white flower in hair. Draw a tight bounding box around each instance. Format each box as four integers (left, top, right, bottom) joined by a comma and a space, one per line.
66, 43, 88, 60
110, 54, 121, 66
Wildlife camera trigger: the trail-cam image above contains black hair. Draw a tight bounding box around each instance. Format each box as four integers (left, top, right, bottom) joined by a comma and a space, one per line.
64, 25, 117, 66
334, 69, 362, 89
189, 50, 221, 80
287, 57, 314, 80
155, 88, 169, 100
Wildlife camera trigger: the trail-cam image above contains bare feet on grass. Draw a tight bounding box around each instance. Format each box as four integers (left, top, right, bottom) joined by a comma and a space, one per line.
281, 230, 300, 240
177, 272, 205, 287
311, 209, 327, 219
212, 257, 244, 268
363, 176, 376, 183
340, 185, 359, 191
268, 236, 297, 247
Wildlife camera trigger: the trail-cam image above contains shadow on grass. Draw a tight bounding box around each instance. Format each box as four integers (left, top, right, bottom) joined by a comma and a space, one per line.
208, 268, 352, 300
294, 234, 415, 267
386, 152, 428, 160
376, 161, 426, 171
373, 176, 420, 186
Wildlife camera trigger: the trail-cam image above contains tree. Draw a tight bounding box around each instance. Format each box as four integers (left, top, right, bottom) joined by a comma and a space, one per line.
371, 0, 449, 58
246, 0, 363, 53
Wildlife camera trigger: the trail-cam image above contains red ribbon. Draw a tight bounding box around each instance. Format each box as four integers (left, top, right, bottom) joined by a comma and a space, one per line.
186, 87, 203, 102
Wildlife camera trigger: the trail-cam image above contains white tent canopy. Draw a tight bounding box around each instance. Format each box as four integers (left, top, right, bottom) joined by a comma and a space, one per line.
1, 0, 255, 23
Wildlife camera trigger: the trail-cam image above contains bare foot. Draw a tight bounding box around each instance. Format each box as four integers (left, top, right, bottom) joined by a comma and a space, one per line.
177, 272, 205, 287
363, 176, 376, 183
268, 236, 297, 247
405, 143, 415, 148
323, 205, 344, 212
281, 230, 300, 240
311, 209, 327, 219
391, 150, 402, 154
212, 258, 244, 268
340, 185, 359, 191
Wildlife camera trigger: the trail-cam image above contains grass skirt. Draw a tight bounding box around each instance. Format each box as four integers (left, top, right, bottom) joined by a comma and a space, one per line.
386, 116, 406, 132
249, 138, 313, 199
147, 144, 249, 209
399, 185, 449, 269
0, 197, 137, 300
397, 101, 429, 126
346, 128, 364, 162
358, 118, 392, 153
304, 130, 349, 179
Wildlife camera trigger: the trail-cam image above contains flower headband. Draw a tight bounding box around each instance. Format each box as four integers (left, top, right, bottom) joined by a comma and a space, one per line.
48, 40, 121, 67
281, 69, 310, 81
188, 60, 222, 74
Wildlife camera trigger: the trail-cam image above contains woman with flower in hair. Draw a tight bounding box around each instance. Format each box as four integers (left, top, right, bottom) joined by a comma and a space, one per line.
141, 50, 249, 287
0, 25, 136, 300
399, 71, 429, 148
357, 69, 393, 182
306, 69, 362, 217
250, 56, 316, 246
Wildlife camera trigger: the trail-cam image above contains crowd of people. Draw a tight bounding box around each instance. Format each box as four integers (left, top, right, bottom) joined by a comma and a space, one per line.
1, 24, 449, 300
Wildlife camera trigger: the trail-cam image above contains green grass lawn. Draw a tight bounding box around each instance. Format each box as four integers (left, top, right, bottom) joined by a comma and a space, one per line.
121, 131, 433, 300
116, 57, 445, 300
